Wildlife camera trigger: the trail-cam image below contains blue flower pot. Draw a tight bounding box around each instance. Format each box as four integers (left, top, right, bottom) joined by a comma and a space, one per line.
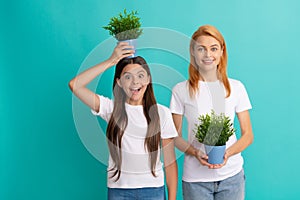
204, 145, 226, 164
119, 39, 138, 58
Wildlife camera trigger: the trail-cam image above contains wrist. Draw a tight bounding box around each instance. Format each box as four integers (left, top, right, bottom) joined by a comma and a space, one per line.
191, 147, 199, 157
225, 148, 233, 158
103, 58, 115, 69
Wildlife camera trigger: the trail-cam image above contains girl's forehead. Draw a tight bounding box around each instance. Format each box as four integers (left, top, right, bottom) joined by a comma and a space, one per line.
121, 64, 147, 74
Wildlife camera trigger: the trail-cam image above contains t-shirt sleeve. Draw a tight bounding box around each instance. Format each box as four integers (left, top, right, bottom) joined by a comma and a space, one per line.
235, 81, 252, 113
159, 105, 178, 139
169, 83, 184, 115
91, 95, 113, 122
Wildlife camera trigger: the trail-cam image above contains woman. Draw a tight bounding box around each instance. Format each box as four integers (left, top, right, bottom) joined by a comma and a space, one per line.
69, 42, 178, 200
170, 25, 254, 200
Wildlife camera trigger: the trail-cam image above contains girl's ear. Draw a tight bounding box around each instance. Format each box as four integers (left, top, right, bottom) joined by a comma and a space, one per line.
146, 75, 150, 85
116, 78, 122, 88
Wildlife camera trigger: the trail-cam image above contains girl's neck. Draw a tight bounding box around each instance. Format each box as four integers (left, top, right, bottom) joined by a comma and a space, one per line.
126, 99, 143, 106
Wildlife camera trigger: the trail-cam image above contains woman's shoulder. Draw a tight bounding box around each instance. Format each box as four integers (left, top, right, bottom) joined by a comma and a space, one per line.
174, 80, 188, 87
228, 78, 249, 95
228, 78, 245, 87
172, 80, 189, 91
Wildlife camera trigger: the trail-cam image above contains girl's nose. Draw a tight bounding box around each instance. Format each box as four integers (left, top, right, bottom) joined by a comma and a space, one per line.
132, 76, 139, 84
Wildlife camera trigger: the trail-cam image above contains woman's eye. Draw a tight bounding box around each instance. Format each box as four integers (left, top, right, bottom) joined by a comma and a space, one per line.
138, 74, 144, 79
198, 47, 205, 52
211, 47, 218, 52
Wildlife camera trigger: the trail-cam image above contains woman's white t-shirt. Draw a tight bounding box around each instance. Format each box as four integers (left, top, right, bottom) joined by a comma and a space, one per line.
92, 95, 178, 188
170, 79, 252, 182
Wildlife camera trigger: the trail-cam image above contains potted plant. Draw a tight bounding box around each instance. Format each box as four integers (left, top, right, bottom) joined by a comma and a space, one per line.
103, 9, 143, 58
194, 110, 235, 164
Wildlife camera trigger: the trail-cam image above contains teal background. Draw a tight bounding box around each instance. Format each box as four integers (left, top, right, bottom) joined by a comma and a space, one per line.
1, 0, 300, 199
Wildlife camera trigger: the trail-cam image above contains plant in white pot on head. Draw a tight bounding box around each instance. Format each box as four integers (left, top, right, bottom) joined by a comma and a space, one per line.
194, 110, 235, 164
103, 9, 143, 57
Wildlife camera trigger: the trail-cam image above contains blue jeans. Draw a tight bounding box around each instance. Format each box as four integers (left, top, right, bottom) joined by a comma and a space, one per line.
108, 186, 165, 200
182, 170, 245, 200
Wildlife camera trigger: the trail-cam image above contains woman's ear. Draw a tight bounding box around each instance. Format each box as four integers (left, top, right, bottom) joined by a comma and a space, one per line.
190, 46, 195, 56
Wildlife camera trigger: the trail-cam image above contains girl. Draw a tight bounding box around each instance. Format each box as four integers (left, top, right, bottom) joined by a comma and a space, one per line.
69, 43, 178, 200
170, 25, 254, 200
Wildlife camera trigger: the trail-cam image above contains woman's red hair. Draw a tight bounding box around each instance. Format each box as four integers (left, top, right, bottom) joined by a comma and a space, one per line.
188, 25, 231, 98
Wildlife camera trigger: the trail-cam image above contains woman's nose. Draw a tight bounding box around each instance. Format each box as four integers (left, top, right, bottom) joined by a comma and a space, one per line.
205, 50, 211, 57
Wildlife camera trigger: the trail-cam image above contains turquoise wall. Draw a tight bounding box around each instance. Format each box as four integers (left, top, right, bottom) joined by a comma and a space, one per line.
1, 0, 300, 199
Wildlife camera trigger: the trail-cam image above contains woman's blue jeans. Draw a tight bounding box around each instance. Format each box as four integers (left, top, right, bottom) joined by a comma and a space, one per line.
182, 169, 245, 200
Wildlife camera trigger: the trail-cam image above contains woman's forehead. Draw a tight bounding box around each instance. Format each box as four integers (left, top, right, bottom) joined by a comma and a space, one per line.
195, 35, 221, 47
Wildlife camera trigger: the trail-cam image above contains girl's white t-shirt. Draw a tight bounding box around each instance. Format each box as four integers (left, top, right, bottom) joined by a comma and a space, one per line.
170, 79, 252, 182
92, 95, 178, 188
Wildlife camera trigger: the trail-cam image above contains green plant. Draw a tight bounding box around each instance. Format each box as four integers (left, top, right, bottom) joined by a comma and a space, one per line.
103, 9, 143, 41
194, 110, 235, 146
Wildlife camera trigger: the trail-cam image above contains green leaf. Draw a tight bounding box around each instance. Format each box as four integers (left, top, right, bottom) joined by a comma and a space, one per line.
194, 110, 235, 146
103, 9, 143, 40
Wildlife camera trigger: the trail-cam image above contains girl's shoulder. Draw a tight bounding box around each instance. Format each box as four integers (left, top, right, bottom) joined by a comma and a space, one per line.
157, 104, 172, 118
157, 103, 170, 113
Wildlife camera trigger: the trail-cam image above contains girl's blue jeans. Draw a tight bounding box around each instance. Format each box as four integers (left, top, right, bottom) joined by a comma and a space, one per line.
108, 186, 165, 200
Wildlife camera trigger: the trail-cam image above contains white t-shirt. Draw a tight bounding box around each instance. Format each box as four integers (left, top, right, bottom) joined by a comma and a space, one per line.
170, 79, 252, 182
92, 95, 178, 188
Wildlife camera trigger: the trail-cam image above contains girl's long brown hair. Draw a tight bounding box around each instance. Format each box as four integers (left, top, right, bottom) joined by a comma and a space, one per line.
106, 56, 161, 181
188, 25, 231, 98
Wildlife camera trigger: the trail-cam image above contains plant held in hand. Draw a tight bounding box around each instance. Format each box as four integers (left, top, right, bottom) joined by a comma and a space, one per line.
103, 9, 143, 41
195, 110, 235, 146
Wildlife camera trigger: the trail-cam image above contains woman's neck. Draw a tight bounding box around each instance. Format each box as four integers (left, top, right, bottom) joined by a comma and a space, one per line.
200, 70, 218, 82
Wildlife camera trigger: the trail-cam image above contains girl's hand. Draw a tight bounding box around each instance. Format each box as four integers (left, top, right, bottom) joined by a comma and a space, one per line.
108, 42, 135, 65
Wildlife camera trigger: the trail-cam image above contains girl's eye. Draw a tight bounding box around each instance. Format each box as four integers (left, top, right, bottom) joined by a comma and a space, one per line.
138, 74, 144, 79
124, 75, 131, 80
